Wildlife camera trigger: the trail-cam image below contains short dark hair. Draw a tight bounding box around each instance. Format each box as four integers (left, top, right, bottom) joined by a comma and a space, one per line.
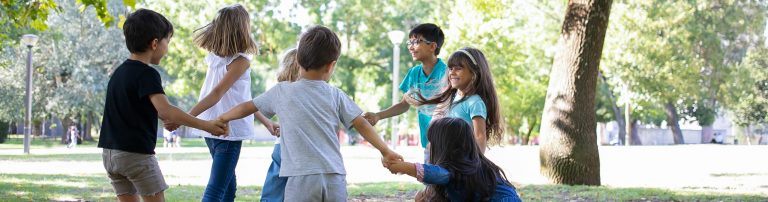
123, 9, 174, 53
297, 26, 341, 70
409, 23, 445, 55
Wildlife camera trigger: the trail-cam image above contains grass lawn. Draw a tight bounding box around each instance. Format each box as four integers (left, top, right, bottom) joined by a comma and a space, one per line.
0, 173, 765, 201
0, 135, 274, 150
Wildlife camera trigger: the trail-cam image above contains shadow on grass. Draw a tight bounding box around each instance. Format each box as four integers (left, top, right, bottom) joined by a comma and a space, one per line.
519, 184, 768, 201
0, 173, 423, 201
2, 173, 765, 201
0, 152, 213, 162
0, 173, 261, 202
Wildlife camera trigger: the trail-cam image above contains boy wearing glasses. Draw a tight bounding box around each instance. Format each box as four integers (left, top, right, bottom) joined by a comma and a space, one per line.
364, 23, 446, 154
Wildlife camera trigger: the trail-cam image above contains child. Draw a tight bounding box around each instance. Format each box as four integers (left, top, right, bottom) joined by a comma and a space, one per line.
420, 47, 503, 152
98, 9, 227, 202
386, 117, 521, 202
67, 125, 79, 148
364, 23, 447, 152
184, 4, 274, 201
218, 26, 402, 201
260, 48, 300, 202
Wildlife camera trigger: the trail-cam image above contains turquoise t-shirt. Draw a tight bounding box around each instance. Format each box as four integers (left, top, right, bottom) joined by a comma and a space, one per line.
399, 59, 447, 148
447, 94, 487, 127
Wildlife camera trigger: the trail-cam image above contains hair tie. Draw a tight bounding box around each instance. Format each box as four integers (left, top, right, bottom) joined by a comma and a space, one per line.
457, 49, 477, 66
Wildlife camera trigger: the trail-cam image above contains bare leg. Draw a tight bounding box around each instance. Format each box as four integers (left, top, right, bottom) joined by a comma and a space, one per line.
141, 191, 165, 202
117, 194, 139, 202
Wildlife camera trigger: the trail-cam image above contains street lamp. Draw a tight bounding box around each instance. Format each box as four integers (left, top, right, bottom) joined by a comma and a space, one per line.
21, 34, 38, 154
388, 30, 405, 149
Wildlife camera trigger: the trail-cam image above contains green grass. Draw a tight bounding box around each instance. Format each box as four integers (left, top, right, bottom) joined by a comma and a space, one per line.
0, 151, 213, 162
0, 135, 274, 150
0, 173, 420, 201
1, 173, 765, 201
517, 184, 768, 201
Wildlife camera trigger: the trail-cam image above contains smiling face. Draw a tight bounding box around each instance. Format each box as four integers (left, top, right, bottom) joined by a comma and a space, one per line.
448, 60, 474, 92
407, 35, 436, 62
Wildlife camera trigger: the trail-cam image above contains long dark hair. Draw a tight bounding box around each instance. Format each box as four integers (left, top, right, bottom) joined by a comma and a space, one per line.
420, 47, 504, 145
426, 117, 512, 201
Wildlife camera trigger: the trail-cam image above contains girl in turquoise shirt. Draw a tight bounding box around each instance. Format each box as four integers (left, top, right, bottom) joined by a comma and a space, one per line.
418, 47, 503, 152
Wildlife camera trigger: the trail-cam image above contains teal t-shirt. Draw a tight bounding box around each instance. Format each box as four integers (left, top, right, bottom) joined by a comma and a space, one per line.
399, 59, 447, 148
447, 94, 487, 127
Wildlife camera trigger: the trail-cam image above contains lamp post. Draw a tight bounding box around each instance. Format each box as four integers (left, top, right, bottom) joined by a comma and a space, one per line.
387, 30, 405, 149
21, 34, 38, 154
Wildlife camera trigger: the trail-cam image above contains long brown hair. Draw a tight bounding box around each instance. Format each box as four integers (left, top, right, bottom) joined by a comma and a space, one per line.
193, 4, 258, 56
420, 47, 504, 145
425, 117, 512, 201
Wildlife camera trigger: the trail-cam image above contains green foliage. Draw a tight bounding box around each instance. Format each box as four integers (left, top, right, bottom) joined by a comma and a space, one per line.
602, 0, 766, 126
731, 46, 768, 126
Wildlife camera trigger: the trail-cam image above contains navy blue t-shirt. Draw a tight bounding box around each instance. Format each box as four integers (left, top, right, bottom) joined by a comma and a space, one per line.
98, 59, 165, 154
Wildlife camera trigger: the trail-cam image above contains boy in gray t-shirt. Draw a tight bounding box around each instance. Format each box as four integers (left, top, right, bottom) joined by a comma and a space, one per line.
218, 26, 402, 201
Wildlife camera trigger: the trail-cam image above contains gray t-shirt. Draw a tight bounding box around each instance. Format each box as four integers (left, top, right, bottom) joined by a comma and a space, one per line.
253, 79, 362, 176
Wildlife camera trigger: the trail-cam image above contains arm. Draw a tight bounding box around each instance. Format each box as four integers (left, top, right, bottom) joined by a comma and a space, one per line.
388, 161, 450, 185
218, 101, 259, 123
363, 98, 410, 126
351, 116, 403, 163
254, 112, 279, 136
149, 94, 226, 135
188, 57, 250, 117
388, 161, 417, 177
472, 117, 487, 153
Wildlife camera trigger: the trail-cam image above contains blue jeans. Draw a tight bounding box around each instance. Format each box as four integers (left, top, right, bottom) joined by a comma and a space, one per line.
260, 144, 287, 202
202, 138, 242, 202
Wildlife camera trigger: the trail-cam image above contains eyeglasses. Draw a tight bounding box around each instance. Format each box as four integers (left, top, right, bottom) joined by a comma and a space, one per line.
407, 38, 433, 46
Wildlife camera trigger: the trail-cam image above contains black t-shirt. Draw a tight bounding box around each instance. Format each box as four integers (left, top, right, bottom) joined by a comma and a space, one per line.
98, 59, 165, 154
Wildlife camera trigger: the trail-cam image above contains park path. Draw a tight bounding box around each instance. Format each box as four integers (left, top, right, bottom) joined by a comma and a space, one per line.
1, 145, 767, 195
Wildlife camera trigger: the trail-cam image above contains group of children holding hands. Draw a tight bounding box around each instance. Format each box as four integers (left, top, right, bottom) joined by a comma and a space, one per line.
97, 4, 521, 202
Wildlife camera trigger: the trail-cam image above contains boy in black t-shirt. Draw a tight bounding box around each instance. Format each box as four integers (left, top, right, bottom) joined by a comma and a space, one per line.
97, 9, 227, 201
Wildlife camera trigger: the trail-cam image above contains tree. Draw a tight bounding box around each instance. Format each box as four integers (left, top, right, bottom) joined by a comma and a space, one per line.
539, 0, 612, 185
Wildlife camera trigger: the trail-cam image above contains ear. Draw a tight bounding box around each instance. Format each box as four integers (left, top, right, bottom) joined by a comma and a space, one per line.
151, 38, 159, 50
326, 60, 337, 73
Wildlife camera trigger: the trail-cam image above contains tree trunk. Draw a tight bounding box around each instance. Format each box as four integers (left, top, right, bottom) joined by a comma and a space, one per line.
83, 112, 95, 141
630, 119, 642, 145
525, 118, 538, 145
599, 72, 626, 144
701, 126, 714, 143
539, 0, 612, 186
664, 102, 685, 144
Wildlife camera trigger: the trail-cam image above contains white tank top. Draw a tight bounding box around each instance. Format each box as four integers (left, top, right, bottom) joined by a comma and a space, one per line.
189, 52, 256, 141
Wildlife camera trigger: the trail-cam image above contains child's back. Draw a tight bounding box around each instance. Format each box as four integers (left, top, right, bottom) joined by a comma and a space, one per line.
99, 59, 164, 154
190, 53, 255, 139
253, 79, 360, 176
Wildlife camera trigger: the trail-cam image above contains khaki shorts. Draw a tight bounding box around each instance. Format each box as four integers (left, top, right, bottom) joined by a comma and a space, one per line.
102, 149, 168, 196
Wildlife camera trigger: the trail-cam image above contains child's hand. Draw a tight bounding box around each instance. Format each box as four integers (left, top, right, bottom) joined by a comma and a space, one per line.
363, 112, 380, 126
164, 122, 180, 131
267, 122, 280, 137
205, 119, 228, 137
381, 150, 404, 168
403, 92, 424, 107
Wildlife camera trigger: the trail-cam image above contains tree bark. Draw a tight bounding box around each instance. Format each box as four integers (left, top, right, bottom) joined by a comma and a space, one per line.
664, 102, 685, 144
630, 119, 642, 145
83, 112, 95, 141
539, 0, 612, 186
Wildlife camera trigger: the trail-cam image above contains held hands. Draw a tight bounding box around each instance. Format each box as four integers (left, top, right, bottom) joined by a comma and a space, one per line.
363, 112, 380, 126
163, 122, 180, 132
381, 150, 404, 174
205, 118, 229, 137
266, 122, 280, 137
